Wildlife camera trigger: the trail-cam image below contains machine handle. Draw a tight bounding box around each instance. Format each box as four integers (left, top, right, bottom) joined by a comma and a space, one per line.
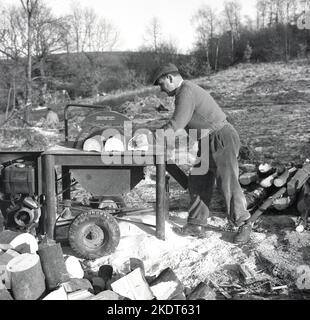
64, 104, 111, 142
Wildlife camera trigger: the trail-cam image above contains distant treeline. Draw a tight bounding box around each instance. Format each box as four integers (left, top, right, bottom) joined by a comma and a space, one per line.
36, 20, 310, 100
1, 0, 310, 116
1, 25, 309, 110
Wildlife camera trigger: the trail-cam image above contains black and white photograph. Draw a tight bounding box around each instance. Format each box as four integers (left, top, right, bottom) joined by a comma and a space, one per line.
0, 0, 310, 305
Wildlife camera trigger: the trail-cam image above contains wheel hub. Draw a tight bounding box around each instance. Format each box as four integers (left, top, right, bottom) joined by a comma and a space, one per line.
82, 224, 105, 249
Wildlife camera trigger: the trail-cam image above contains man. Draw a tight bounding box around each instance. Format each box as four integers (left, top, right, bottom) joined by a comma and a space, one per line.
151, 63, 252, 244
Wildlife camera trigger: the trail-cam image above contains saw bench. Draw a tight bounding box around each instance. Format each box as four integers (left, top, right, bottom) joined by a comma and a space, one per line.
0, 104, 188, 260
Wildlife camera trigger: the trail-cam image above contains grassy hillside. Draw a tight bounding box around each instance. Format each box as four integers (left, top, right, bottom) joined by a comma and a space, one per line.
1, 59, 310, 167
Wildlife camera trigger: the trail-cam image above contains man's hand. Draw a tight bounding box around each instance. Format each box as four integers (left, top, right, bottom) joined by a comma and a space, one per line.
129, 134, 149, 150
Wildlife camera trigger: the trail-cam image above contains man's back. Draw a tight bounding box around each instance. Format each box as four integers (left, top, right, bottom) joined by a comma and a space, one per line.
172, 80, 227, 132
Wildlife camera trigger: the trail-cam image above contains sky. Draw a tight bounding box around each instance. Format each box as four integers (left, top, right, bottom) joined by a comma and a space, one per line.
1, 0, 258, 53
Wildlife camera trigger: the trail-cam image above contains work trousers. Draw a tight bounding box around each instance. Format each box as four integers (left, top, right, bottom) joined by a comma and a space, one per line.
187, 123, 250, 227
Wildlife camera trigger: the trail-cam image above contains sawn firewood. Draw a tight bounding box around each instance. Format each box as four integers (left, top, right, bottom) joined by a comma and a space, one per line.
149, 268, 184, 300
6, 253, 46, 300
287, 163, 310, 196
245, 187, 268, 211
0, 230, 38, 254
260, 172, 278, 188
239, 172, 258, 186
38, 241, 70, 290
273, 196, 294, 211
258, 163, 273, 174
274, 167, 297, 188
248, 187, 287, 223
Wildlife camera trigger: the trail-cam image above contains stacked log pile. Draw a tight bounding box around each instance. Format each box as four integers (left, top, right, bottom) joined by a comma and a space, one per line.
0, 236, 219, 300
1, 219, 309, 300
239, 160, 310, 230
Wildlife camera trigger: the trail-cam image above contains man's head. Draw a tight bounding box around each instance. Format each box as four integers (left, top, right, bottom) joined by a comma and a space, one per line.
153, 63, 183, 96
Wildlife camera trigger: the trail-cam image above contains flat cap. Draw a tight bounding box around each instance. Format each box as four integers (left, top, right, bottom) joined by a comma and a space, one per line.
152, 63, 179, 85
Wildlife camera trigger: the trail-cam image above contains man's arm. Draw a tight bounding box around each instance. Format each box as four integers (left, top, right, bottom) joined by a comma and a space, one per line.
161, 86, 195, 132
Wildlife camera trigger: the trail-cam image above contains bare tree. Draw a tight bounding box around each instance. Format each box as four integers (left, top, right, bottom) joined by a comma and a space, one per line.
144, 17, 162, 52
256, 0, 269, 28
0, 6, 26, 60
95, 18, 119, 51
192, 5, 219, 69
68, 2, 119, 53
0, 5, 29, 120
69, 2, 83, 52
222, 0, 242, 63
255, 0, 299, 60
31, 1, 70, 94
20, 0, 39, 124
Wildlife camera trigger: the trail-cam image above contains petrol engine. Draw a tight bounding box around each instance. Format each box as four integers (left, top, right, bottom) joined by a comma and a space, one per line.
0, 160, 41, 234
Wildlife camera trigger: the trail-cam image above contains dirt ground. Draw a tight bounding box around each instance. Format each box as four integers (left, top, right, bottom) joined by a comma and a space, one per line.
1, 59, 310, 300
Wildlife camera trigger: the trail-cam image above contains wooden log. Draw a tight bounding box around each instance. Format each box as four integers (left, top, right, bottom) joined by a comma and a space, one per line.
104, 136, 125, 152
130, 258, 145, 275
248, 187, 287, 223
245, 187, 268, 211
273, 197, 293, 211
83, 135, 103, 152
258, 163, 273, 174
61, 278, 93, 293
6, 253, 46, 300
111, 267, 154, 300
260, 172, 278, 188
187, 282, 216, 300
64, 256, 84, 279
274, 167, 297, 188
87, 290, 124, 300
287, 163, 310, 196
150, 268, 184, 300
239, 164, 256, 173
38, 242, 70, 290
128, 134, 149, 151
14, 243, 31, 254
0, 266, 11, 290
0, 230, 21, 243
0, 244, 13, 251
43, 286, 68, 300
5, 249, 20, 258
239, 172, 258, 186
0, 250, 20, 289
0, 230, 38, 254
90, 277, 106, 294
172, 293, 186, 300
0, 279, 5, 290
0, 289, 13, 300
67, 289, 94, 300
98, 265, 113, 282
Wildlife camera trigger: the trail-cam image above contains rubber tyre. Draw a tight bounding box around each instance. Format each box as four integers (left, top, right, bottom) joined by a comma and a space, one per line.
68, 209, 120, 260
